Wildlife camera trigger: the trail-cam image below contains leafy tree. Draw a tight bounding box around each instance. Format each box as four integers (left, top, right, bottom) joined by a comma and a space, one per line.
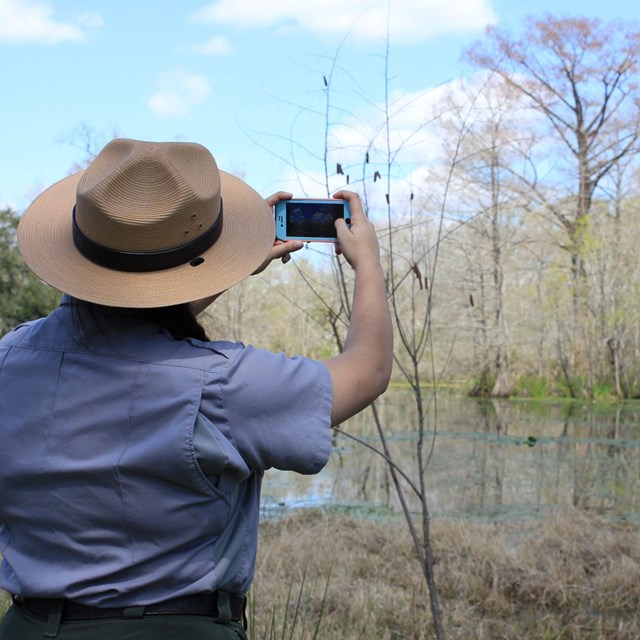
0, 207, 60, 334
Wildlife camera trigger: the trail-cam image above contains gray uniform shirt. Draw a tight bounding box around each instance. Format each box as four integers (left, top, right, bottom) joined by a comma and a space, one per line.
0, 298, 332, 606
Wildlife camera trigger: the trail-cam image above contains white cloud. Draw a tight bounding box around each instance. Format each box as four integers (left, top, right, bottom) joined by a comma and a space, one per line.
147, 68, 212, 118
0, 0, 100, 44
76, 12, 104, 30
190, 0, 495, 44
192, 35, 233, 56
326, 72, 542, 176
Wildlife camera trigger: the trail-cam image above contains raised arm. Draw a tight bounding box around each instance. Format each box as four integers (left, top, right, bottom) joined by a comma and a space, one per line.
323, 191, 393, 425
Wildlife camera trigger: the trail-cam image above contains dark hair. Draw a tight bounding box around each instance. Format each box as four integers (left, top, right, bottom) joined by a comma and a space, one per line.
134, 304, 209, 341
69, 298, 209, 342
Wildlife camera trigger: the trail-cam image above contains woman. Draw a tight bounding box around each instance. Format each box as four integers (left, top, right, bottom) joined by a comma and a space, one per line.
0, 138, 392, 639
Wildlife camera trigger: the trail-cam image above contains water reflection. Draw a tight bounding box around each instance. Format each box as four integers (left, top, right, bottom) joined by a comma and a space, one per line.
261, 390, 640, 521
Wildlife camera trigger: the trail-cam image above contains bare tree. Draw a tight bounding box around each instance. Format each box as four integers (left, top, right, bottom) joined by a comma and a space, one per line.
466, 16, 640, 278
61, 123, 122, 172
466, 15, 640, 396
438, 77, 537, 396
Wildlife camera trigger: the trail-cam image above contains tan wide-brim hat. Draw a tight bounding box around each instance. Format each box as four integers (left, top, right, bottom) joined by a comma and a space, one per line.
17, 138, 275, 308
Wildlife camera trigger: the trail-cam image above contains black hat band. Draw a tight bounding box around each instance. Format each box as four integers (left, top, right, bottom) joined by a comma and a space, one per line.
71, 201, 223, 273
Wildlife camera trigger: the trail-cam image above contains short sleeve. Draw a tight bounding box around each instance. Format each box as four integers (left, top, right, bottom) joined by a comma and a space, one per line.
200, 345, 333, 474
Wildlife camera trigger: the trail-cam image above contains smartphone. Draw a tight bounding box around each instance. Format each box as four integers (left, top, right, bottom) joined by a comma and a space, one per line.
274, 199, 351, 242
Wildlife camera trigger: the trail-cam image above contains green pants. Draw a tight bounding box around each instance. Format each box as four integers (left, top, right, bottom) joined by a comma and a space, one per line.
0, 602, 248, 640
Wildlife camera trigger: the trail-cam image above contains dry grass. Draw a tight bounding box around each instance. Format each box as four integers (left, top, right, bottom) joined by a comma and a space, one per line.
251, 509, 640, 640
1, 509, 638, 639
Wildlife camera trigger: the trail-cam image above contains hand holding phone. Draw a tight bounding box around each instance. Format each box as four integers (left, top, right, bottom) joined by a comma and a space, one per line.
331, 190, 381, 271
274, 199, 351, 242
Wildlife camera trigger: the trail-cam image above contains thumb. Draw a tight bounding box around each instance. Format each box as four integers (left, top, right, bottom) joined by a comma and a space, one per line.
334, 217, 352, 245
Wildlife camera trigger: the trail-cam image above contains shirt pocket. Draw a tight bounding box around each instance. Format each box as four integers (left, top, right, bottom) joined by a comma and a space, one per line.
191, 412, 251, 499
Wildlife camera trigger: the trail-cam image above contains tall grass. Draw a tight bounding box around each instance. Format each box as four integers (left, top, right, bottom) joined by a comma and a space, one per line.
249, 566, 332, 640
252, 509, 640, 639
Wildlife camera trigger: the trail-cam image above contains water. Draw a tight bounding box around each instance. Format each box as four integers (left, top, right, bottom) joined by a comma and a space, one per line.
261, 389, 640, 521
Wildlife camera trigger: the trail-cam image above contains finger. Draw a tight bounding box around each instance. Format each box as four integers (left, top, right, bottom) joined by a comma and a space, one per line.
270, 240, 304, 261
332, 190, 361, 202
265, 191, 293, 207
334, 217, 349, 235
332, 190, 365, 221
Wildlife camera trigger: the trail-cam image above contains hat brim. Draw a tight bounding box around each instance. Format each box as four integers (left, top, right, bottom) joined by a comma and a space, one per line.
17, 169, 276, 308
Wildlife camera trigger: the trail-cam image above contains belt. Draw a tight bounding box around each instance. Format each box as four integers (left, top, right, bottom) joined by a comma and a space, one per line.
13, 591, 246, 623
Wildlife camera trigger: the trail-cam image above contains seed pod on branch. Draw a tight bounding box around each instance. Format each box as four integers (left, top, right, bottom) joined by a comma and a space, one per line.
412, 263, 423, 290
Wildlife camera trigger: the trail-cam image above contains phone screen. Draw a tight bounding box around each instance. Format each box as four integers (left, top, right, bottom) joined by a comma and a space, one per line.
286, 201, 345, 238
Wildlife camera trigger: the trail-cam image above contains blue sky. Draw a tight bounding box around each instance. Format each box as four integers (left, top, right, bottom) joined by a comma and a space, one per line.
1, 0, 639, 213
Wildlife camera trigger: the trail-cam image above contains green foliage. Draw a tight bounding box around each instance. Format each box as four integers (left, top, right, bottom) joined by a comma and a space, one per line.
0, 208, 60, 334
513, 375, 555, 399
591, 381, 618, 401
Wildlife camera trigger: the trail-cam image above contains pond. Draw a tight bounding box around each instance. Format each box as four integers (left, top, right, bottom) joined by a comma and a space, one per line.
261, 388, 640, 521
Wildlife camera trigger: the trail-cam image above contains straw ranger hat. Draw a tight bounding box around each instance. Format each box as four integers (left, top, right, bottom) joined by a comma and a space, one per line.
17, 138, 275, 308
